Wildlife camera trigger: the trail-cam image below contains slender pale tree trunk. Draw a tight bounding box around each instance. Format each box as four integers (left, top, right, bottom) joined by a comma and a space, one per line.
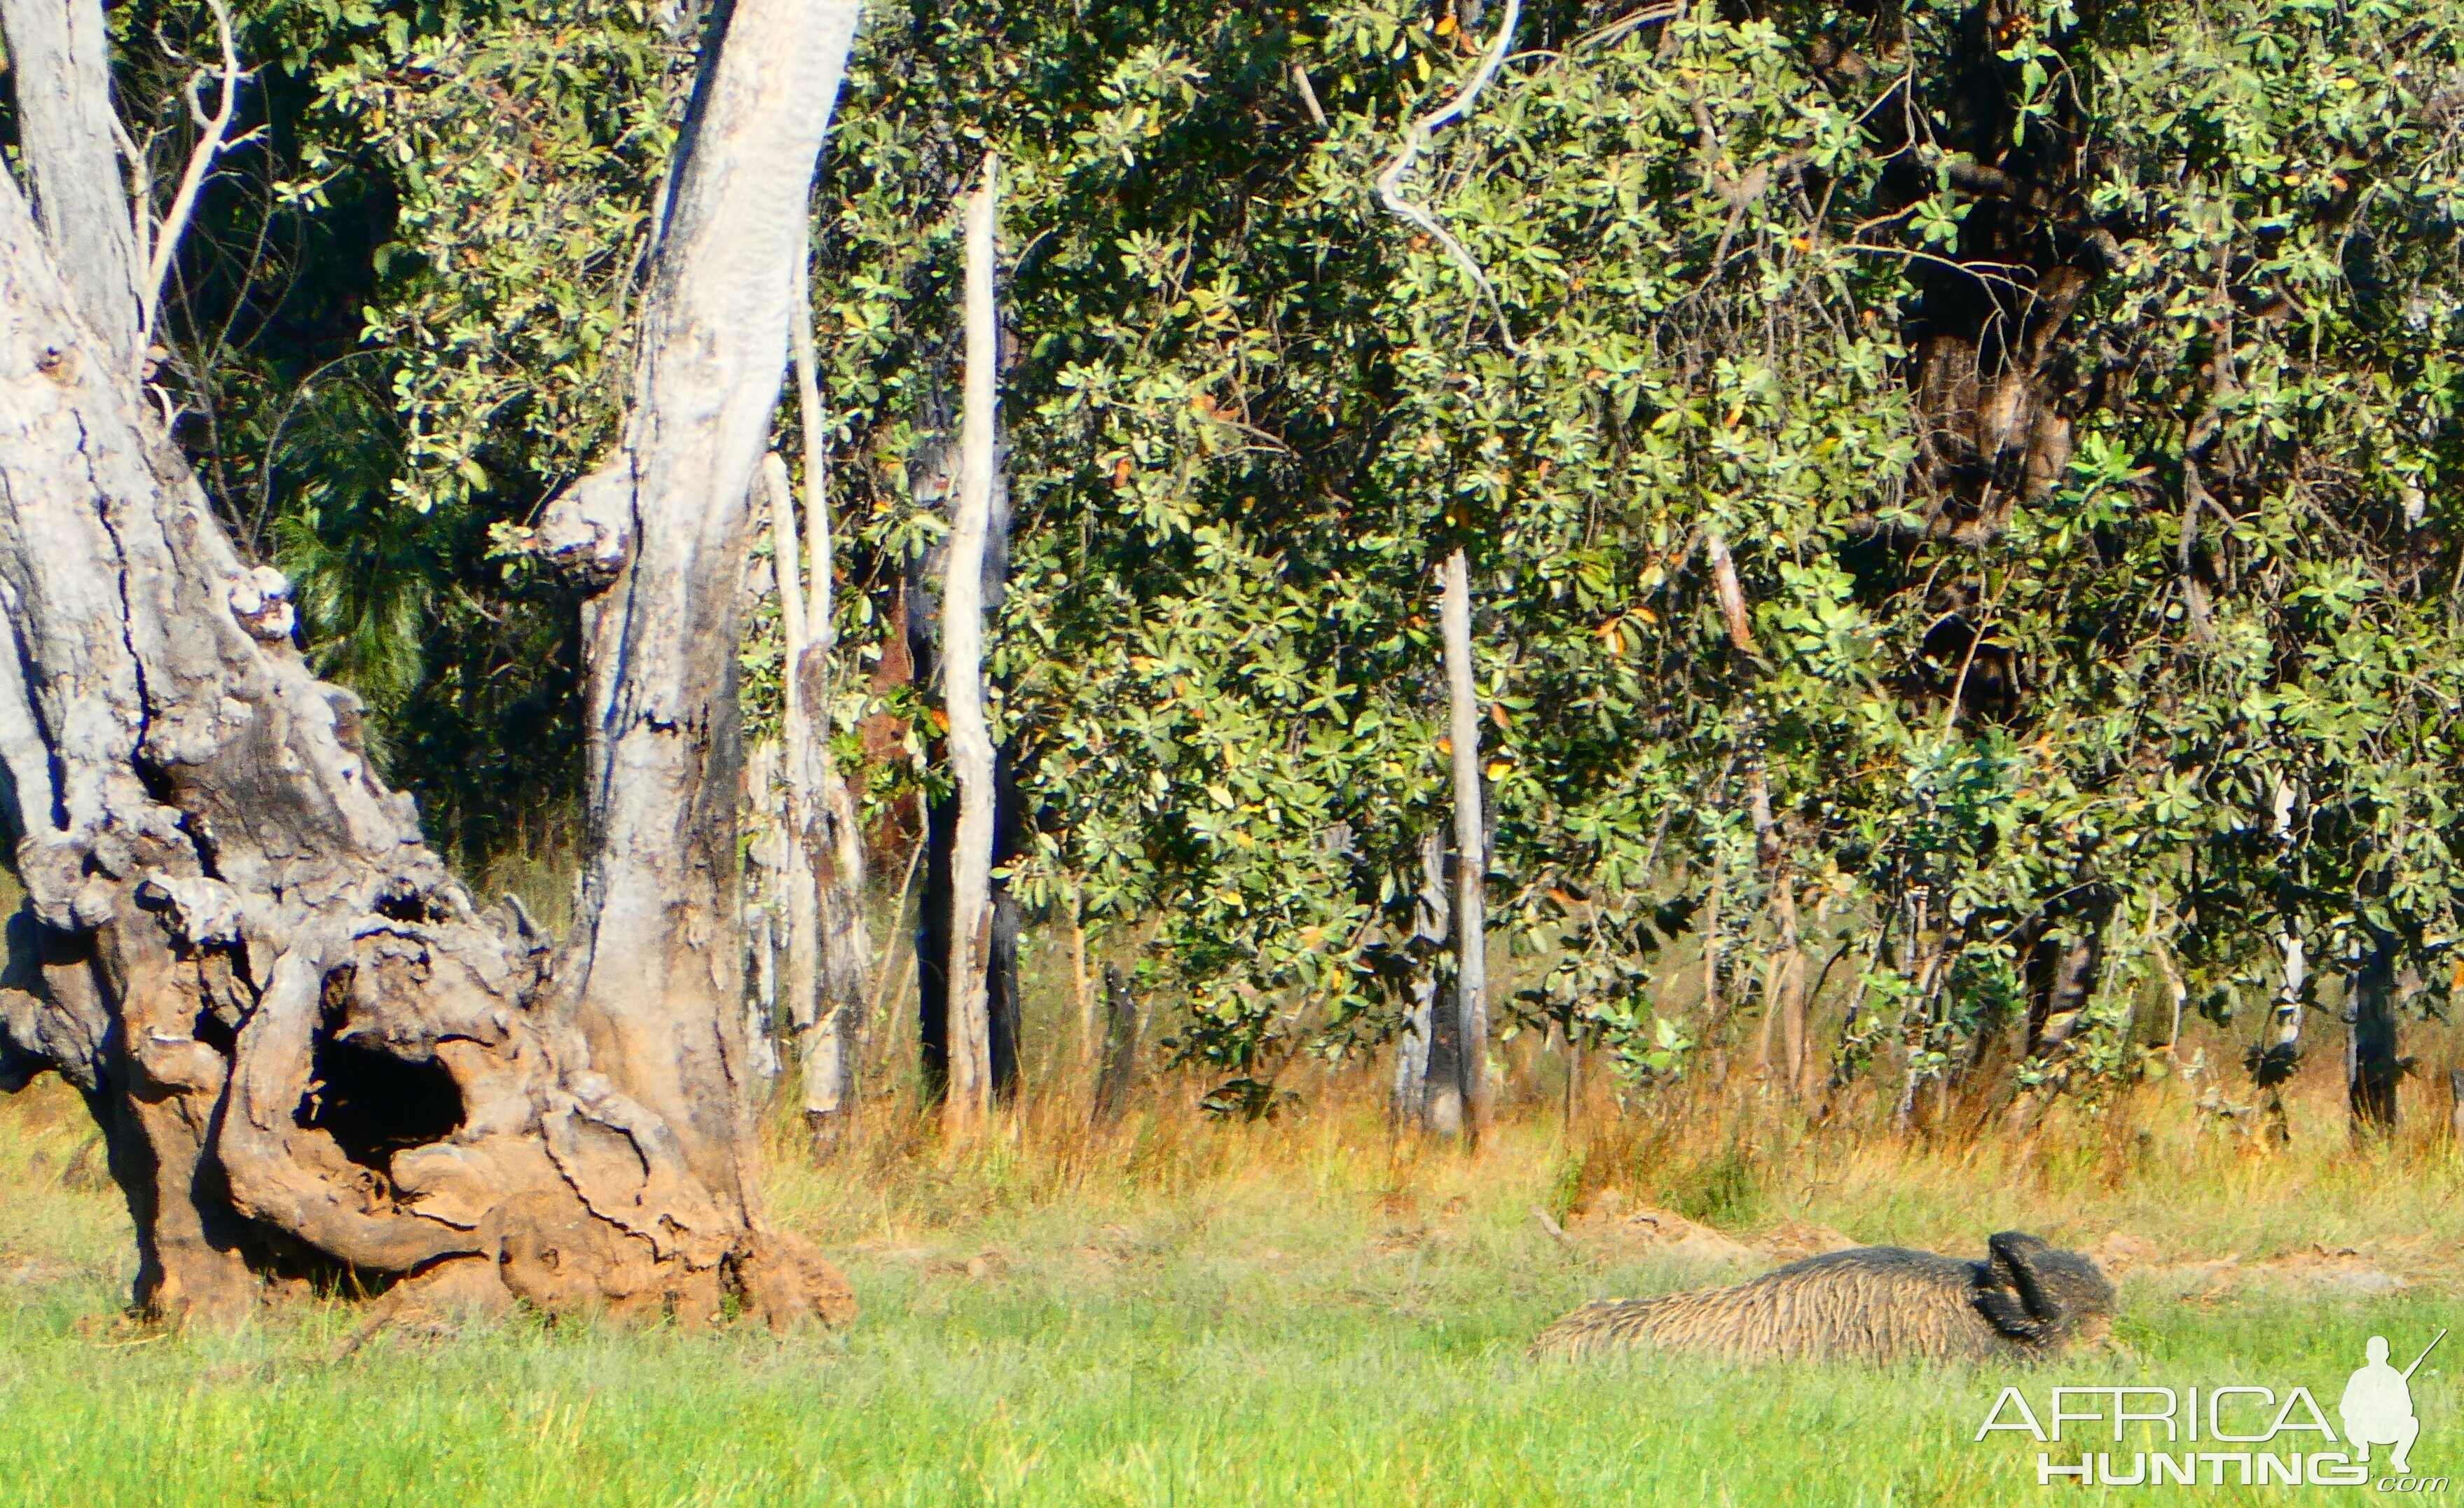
1707, 536, 1812, 1097
940, 157, 1001, 1137
1439, 549, 1490, 1144
1368, 0, 1512, 1144
762, 399, 871, 1132
741, 733, 785, 1084
762, 455, 829, 1112
0, 0, 864, 1327
745, 878, 780, 1081
1069, 887, 1098, 1067
904, 437, 1019, 1104
2259, 929, 2306, 1144
785, 249, 872, 1131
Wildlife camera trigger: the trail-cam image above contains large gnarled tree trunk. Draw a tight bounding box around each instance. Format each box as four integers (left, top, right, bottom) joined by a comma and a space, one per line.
0, 0, 862, 1327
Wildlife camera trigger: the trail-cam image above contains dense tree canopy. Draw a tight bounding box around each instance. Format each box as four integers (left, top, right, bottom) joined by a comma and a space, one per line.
45, 0, 2464, 1126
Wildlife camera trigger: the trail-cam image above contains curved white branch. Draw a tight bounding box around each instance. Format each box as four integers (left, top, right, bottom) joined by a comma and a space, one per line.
137, 0, 247, 358
1372, 0, 1524, 354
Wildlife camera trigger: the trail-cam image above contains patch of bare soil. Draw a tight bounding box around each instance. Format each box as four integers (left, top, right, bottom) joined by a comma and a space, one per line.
1753, 1220, 1861, 1264
2088, 1230, 2165, 1276
839, 1239, 1011, 1280
842, 1238, 944, 1265
2248, 1244, 2409, 1294
1079, 1224, 1152, 1264
0, 1254, 73, 1287
954, 1250, 1010, 1282
1565, 1191, 1759, 1264
2091, 1229, 2413, 1298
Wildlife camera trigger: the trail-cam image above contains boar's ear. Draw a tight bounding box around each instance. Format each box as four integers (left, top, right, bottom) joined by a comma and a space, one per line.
1982, 1231, 2064, 1334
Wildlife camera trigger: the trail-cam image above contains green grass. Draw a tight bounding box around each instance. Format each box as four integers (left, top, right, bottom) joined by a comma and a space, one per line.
1, 1240, 2451, 1505
4, 1076, 2460, 1505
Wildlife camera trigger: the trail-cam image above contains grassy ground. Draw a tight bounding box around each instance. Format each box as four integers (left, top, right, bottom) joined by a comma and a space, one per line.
2, 1049, 2460, 1505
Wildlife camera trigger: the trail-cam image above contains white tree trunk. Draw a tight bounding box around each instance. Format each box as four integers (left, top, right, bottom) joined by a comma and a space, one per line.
761, 455, 828, 1114
1439, 548, 1491, 1142
2261, 929, 2306, 1142
548, 0, 864, 1207
788, 248, 870, 1130
940, 157, 1001, 1137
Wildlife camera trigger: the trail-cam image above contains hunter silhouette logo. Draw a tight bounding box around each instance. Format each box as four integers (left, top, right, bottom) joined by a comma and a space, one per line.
1976, 1327, 2449, 1489
2343, 1331, 2442, 1477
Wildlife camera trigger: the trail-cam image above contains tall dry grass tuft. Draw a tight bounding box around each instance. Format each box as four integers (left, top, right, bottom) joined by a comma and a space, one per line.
752, 987, 2464, 1268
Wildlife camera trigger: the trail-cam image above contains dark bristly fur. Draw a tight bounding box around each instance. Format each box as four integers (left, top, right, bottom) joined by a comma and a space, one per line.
1531, 1231, 2114, 1364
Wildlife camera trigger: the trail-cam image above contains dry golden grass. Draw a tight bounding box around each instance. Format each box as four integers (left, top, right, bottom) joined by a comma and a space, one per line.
760, 1001, 2464, 1296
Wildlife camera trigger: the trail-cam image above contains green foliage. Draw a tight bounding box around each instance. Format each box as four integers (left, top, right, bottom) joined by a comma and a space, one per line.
88, 0, 670, 862
71, 0, 2464, 1110
291, 0, 684, 516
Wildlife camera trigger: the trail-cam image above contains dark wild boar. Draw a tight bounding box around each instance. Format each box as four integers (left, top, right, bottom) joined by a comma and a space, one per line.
1532, 1231, 2113, 1364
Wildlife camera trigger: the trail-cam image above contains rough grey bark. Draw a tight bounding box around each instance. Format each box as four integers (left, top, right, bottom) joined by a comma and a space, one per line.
0, 0, 140, 367
904, 457, 1020, 1109
1391, 831, 1461, 1135
2023, 928, 2100, 1058
1092, 962, 1140, 1126
761, 435, 868, 1133
1439, 548, 1491, 1142
742, 841, 780, 1084
0, 0, 862, 1327
940, 156, 1002, 1136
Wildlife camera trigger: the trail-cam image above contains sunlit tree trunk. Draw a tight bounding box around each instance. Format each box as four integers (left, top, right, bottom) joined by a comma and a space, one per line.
939, 158, 1002, 1137
1092, 962, 1141, 1125
761, 456, 830, 1121
0, 0, 139, 366
784, 249, 873, 1135
2258, 929, 2306, 1144
1439, 549, 1491, 1144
